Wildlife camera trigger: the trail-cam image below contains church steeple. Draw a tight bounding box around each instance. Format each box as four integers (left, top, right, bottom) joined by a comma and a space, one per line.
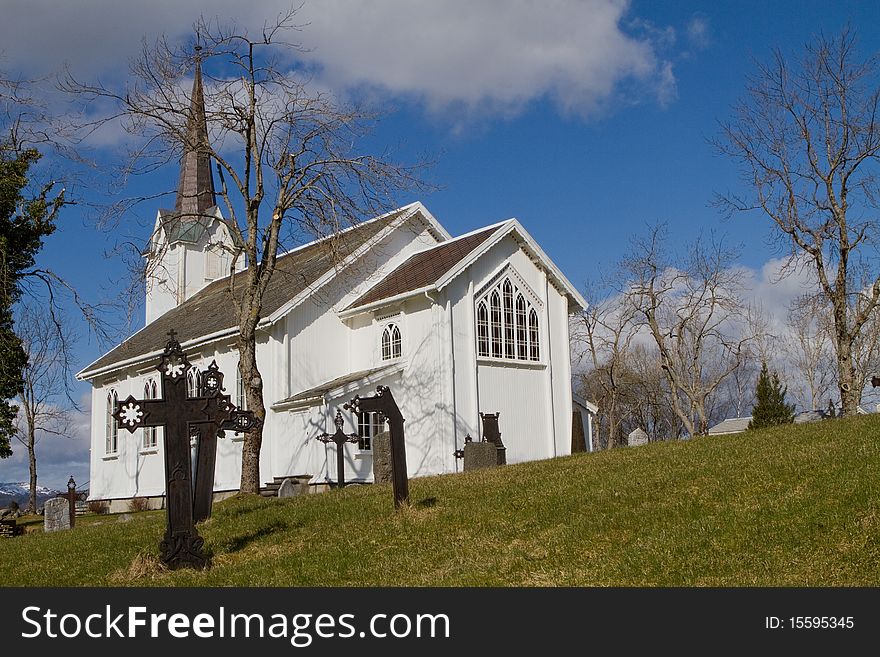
174, 45, 216, 217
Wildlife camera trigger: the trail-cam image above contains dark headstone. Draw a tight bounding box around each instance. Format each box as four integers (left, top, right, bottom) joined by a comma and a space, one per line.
571, 410, 587, 453
372, 431, 393, 483
463, 441, 499, 471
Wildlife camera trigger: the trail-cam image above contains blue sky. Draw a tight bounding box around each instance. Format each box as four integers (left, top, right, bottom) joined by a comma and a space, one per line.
1, 0, 878, 488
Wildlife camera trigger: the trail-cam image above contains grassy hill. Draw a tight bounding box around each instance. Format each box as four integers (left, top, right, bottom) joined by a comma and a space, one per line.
1, 414, 878, 586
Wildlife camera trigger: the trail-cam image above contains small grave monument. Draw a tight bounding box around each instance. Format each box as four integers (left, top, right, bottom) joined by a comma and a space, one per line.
44, 497, 70, 533
346, 386, 409, 507
371, 431, 392, 484
56, 476, 88, 529
113, 331, 259, 570
315, 410, 360, 489
628, 427, 648, 447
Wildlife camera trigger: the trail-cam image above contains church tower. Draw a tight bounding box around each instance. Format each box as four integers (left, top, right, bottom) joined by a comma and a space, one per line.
144, 47, 242, 325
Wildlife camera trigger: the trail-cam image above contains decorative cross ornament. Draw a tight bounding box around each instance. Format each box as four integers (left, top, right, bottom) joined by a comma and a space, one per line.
315, 410, 360, 489
345, 386, 409, 507
113, 331, 260, 570
56, 476, 87, 529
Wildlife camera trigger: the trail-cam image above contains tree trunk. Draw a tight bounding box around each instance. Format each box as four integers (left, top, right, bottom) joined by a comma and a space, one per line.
836, 334, 859, 416
238, 326, 265, 494
27, 424, 37, 514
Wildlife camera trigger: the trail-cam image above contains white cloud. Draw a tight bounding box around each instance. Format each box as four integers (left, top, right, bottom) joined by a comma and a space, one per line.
0, 395, 91, 491
3, 0, 679, 119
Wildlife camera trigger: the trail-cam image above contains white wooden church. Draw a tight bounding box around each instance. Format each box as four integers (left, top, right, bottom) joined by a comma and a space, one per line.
77, 63, 594, 509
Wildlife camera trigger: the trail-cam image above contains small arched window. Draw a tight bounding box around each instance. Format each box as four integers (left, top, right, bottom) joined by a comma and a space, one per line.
381, 323, 402, 361
143, 379, 158, 450
476, 273, 541, 362
187, 368, 201, 398
106, 389, 118, 455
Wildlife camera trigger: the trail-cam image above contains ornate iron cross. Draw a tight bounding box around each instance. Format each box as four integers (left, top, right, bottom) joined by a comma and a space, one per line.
113, 331, 259, 570
315, 410, 360, 489
56, 476, 87, 529
345, 386, 409, 507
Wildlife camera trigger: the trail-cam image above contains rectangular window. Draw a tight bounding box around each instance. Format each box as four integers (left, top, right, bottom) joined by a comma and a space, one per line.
357, 411, 383, 451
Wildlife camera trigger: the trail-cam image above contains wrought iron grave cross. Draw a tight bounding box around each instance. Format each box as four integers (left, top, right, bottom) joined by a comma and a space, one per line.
113, 331, 259, 570
345, 386, 409, 507
315, 410, 360, 488
56, 476, 87, 529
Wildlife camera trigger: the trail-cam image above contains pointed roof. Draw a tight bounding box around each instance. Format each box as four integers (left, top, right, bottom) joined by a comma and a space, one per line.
174, 47, 216, 218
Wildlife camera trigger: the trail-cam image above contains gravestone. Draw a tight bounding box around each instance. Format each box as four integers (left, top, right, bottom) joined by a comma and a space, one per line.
314, 410, 360, 488
463, 441, 499, 471
113, 331, 259, 570
628, 427, 648, 447
571, 410, 587, 453
44, 497, 70, 532
480, 412, 507, 465
371, 431, 392, 484
277, 478, 302, 498
346, 386, 409, 507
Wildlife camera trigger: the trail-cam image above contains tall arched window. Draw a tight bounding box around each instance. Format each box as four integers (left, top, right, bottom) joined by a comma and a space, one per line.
516, 294, 528, 360
529, 308, 540, 361
381, 323, 402, 361
187, 368, 200, 397
503, 280, 515, 359
143, 379, 158, 450
477, 302, 490, 357
490, 291, 503, 358
476, 273, 541, 362
106, 389, 118, 455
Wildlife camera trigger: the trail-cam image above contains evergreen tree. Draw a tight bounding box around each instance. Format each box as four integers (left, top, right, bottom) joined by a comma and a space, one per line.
748, 362, 795, 430
0, 144, 61, 457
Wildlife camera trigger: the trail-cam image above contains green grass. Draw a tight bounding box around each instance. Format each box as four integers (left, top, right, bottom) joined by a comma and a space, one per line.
2, 414, 879, 586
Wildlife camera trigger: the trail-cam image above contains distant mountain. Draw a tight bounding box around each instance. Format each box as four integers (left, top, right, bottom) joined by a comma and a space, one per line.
0, 483, 62, 509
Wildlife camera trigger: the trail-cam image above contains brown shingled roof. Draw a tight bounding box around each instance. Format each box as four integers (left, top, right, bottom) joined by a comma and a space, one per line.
80, 214, 400, 377
348, 225, 501, 309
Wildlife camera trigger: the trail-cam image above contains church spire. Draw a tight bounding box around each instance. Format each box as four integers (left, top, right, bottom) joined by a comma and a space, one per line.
174, 45, 216, 218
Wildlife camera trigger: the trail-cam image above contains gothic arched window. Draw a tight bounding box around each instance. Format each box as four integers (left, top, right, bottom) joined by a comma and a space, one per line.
490, 291, 503, 358
477, 301, 490, 357
381, 323, 402, 361
143, 379, 158, 450
106, 389, 118, 455
187, 368, 201, 398
529, 308, 540, 361
476, 273, 541, 362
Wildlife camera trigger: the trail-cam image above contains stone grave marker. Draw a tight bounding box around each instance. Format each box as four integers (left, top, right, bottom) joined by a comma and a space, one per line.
277, 478, 299, 498
346, 386, 409, 507
371, 431, 392, 484
44, 497, 70, 533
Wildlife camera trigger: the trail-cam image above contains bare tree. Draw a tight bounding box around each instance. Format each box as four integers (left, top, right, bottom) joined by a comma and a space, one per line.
623, 225, 753, 436
782, 295, 837, 411
718, 28, 880, 416
62, 12, 426, 492
576, 286, 638, 448
13, 306, 78, 513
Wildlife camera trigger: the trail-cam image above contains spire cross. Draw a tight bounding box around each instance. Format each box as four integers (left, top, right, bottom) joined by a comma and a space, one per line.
315, 410, 360, 489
